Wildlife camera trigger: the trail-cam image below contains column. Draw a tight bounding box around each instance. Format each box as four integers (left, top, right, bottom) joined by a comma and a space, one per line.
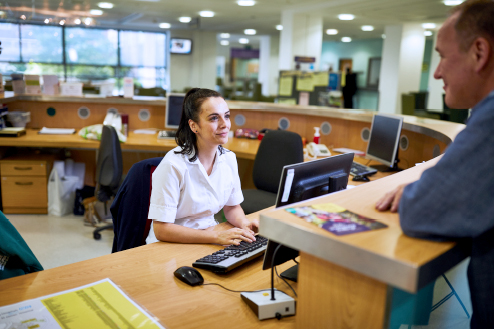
427, 29, 443, 110
258, 35, 271, 96
378, 24, 426, 114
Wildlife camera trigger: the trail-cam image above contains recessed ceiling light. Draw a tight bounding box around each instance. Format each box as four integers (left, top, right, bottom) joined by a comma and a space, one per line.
44, 18, 50, 24
276, 25, 283, 31
179, 16, 191, 23
424, 31, 433, 36
326, 29, 338, 35
443, 0, 463, 5
74, 18, 81, 24
220, 40, 229, 46
90, 9, 103, 15
20, 15, 26, 20
84, 17, 93, 25
361, 25, 374, 31
244, 29, 256, 35
220, 33, 230, 38
422, 23, 436, 29
338, 14, 354, 21
59, 20, 65, 26
159, 23, 170, 28
239, 38, 249, 44
97, 2, 114, 9
237, 0, 255, 6
199, 11, 214, 17
341, 37, 352, 42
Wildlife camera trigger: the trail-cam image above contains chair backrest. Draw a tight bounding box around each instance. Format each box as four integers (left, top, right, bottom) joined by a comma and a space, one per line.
95, 125, 123, 202
252, 130, 304, 193
110, 157, 162, 253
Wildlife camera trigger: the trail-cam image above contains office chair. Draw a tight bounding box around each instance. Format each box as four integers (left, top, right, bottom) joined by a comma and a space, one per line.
93, 125, 123, 240
241, 130, 303, 214
110, 157, 162, 252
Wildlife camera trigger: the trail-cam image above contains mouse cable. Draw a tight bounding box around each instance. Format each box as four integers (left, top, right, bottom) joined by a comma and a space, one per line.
274, 266, 297, 298
202, 283, 272, 294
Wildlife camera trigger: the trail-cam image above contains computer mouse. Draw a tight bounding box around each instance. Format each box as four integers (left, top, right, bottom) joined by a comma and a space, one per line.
174, 266, 204, 286
352, 175, 370, 182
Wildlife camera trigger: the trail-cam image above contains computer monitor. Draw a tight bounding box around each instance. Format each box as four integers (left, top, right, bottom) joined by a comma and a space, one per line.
262, 153, 354, 281
366, 113, 403, 171
165, 93, 185, 129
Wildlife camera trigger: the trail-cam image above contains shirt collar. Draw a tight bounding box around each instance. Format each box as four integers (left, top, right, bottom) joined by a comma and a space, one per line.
184, 147, 225, 164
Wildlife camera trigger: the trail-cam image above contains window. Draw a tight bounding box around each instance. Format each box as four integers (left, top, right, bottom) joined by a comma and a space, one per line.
21, 24, 63, 63
0, 23, 20, 61
65, 27, 118, 65
120, 31, 165, 67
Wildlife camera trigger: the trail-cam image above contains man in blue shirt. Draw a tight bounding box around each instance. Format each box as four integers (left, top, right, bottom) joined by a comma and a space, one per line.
375, 0, 494, 327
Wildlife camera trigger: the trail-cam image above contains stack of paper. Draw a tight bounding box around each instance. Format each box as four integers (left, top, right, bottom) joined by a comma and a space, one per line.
39, 127, 76, 135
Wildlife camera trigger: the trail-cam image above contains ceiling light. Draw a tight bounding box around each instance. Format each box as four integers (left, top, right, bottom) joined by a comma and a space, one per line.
220, 33, 230, 38
44, 18, 50, 24
341, 37, 352, 42
159, 22, 170, 28
199, 11, 214, 17
84, 17, 93, 25
59, 20, 65, 26
237, 0, 255, 6
179, 16, 191, 23
424, 31, 433, 36
422, 23, 436, 29
20, 15, 26, 20
97, 2, 114, 9
90, 9, 103, 15
326, 29, 338, 35
220, 40, 229, 46
244, 29, 256, 35
276, 25, 283, 31
338, 14, 354, 20
239, 38, 249, 44
443, 0, 463, 5
361, 25, 374, 31
74, 18, 81, 25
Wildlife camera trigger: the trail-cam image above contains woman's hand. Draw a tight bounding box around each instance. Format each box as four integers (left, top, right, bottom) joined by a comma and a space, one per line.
215, 227, 257, 246
237, 217, 259, 234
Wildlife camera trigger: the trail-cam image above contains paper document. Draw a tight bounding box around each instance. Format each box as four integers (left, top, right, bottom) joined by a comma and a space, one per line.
332, 148, 365, 156
39, 127, 76, 135
0, 278, 165, 329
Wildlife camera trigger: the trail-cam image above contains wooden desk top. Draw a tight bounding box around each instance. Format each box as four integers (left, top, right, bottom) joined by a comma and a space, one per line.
0, 129, 260, 160
0, 222, 296, 329
259, 157, 467, 293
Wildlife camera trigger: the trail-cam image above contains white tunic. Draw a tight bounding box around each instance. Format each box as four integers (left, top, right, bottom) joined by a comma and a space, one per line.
146, 146, 244, 244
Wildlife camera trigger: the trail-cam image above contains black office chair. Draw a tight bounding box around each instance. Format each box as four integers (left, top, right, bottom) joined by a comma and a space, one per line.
241, 130, 304, 214
93, 125, 123, 240
110, 157, 162, 252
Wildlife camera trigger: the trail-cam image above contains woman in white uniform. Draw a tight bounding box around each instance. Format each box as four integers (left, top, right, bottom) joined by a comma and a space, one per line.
146, 88, 258, 245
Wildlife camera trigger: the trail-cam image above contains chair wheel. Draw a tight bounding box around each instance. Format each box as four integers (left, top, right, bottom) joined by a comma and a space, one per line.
94, 232, 101, 240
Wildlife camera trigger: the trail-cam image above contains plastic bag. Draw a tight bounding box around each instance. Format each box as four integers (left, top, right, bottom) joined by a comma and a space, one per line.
79, 124, 127, 143
48, 168, 80, 216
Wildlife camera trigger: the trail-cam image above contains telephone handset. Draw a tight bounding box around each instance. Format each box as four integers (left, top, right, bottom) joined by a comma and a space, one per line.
306, 142, 331, 157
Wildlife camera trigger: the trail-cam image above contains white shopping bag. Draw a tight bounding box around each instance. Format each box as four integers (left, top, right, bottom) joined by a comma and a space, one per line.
47, 167, 80, 217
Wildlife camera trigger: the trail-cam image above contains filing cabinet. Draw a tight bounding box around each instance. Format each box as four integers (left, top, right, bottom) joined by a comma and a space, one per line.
0, 157, 53, 214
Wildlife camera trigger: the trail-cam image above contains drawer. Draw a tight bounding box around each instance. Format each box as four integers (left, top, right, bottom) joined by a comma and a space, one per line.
1, 176, 47, 208
1, 162, 48, 177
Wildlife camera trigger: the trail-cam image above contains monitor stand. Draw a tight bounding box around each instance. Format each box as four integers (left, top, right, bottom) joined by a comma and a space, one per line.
371, 158, 402, 173
280, 264, 298, 282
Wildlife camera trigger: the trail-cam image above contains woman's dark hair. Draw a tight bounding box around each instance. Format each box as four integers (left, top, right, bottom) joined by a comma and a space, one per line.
174, 88, 225, 162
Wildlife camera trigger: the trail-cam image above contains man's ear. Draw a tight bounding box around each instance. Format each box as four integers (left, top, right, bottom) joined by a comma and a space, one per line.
471, 37, 491, 73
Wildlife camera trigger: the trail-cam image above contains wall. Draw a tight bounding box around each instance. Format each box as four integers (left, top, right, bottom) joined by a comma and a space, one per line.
169, 30, 217, 92
419, 38, 433, 92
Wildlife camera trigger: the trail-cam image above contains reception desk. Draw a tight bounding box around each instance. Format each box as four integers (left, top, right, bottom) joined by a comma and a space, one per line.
0, 94, 468, 328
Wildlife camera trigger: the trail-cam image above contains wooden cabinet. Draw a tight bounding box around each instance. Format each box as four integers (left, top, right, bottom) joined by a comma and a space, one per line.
0, 158, 53, 214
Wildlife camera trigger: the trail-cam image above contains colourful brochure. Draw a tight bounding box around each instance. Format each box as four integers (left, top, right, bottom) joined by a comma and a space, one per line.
286, 203, 388, 236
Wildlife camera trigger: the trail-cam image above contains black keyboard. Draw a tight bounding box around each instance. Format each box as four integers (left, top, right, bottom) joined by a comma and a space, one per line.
350, 162, 377, 177
192, 235, 268, 273
158, 130, 177, 139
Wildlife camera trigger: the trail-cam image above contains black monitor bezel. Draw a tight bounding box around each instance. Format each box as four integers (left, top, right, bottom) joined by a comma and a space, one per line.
165, 93, 185, 129
365, 113, 403, 168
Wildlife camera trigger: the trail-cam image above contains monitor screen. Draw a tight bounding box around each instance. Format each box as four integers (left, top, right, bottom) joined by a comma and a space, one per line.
366, 114, 403, 168
165, 93, 185, 129
262, 153, 354, 275
170, 38, 192, 54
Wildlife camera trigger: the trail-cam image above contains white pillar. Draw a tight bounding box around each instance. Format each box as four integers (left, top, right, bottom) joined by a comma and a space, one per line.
279, 10, 294, 71
258, 35, 271, 96
378, 24, 426, 114
427, 30, 444, 110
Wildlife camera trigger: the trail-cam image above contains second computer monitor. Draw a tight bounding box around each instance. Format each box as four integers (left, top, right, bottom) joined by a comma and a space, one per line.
366, 113, 403, 169
165, 93, 186, 129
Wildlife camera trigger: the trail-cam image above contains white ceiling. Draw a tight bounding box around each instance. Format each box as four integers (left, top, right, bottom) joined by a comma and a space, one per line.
0, 0, 451, 41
